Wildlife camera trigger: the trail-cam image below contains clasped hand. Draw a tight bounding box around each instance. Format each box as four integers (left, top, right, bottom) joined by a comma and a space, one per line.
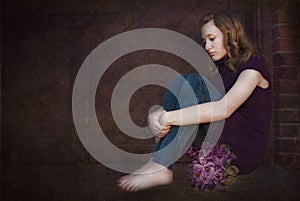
148, 108, 171, 142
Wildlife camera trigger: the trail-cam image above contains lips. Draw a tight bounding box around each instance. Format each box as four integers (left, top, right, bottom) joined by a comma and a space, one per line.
209, 52, 216, 56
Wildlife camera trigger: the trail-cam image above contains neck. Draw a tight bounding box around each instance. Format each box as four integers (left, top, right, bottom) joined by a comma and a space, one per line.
214, 55, 228, 66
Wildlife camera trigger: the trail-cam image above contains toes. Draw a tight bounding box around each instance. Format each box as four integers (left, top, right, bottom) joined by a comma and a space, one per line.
120, 176, 136, 191
126, 176, 145, 192
128, 179, 140, 192
131, 184, 142, 192
124, 178, 135, 192
118, 175, 130, 189
119, 175, 141, 192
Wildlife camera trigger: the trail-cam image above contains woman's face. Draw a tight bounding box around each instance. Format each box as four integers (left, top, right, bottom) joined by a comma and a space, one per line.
201, 20, 227, 61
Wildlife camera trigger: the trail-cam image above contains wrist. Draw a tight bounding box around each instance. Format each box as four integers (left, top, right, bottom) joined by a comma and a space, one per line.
164, 111, 173, 126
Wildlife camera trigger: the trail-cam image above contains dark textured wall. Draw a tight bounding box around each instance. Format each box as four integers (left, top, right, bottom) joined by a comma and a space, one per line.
1, 0, 299, 201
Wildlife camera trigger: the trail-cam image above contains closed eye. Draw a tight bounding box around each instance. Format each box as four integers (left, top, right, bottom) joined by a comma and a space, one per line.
209, 37, 215, 41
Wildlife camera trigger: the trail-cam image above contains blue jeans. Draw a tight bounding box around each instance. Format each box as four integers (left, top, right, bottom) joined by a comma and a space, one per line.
152, 74, 223, 169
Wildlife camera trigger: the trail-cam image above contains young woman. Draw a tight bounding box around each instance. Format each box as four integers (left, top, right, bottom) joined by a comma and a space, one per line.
118, 11, 272, 192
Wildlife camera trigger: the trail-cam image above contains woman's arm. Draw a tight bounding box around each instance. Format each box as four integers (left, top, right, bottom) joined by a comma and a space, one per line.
163, 69, 269, 126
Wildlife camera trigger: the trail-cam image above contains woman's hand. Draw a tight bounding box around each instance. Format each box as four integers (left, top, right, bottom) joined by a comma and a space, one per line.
148, 108, 171, 141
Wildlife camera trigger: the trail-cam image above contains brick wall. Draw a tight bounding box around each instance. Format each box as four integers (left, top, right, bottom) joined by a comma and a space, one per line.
272, 0, 300, 168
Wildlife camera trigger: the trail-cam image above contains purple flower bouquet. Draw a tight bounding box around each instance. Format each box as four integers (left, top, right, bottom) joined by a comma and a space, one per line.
186, 142, 239, 191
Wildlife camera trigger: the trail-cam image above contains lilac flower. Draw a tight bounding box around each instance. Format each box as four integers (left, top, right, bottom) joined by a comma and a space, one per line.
199, 170, 214, 189
213, 168, 225, 184
186, 143, 239, 192
186, 146, 199, 160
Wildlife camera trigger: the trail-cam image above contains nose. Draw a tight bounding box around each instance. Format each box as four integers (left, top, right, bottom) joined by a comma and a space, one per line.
205, 41, 211, 51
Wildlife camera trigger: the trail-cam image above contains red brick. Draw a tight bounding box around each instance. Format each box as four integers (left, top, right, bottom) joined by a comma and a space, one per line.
274, 0, 300, 10
275, 152, 294, 167
294, 154, 300, 167
273, 38, 300, 52
273, 66, 299, 80
273, 123, 300, 137
273, 94, 300, 108
273, 53, 299, 66
273, 80, 300, 94
273, 25, 300, 38
274, 138, 298, 153
273, 109, 300, 123
274, 11, 299, 24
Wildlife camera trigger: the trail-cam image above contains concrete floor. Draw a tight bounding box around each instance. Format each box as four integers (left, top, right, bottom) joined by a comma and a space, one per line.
3, 163, 299, 201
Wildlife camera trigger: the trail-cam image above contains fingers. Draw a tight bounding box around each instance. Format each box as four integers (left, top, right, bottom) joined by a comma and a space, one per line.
158, 110, 167, 126
155, 124, 170, 134
159, 127, 170, 136
163, 125, 171, 130
149, 118, 165, 135
155, 128, 169, 137
148, 108, 171, 139
154, 126, 170, 140
154, 136, 160, 142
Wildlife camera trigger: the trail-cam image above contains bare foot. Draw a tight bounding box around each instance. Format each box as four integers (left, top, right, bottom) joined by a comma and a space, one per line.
129, 159, 166, 175
118, 161, 173, 192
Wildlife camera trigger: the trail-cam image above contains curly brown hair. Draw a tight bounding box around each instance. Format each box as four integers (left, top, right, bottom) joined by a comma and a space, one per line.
200, 11, 258, 71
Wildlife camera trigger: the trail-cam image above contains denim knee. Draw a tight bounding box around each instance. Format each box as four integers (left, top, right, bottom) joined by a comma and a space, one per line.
183, 74, 211, 103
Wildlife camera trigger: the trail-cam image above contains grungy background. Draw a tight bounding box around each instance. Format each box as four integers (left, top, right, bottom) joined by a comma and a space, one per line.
1, 0, 299, 201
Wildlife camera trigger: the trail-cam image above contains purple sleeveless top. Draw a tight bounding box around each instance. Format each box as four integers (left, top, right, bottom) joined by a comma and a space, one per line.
216, 56, 272, 174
